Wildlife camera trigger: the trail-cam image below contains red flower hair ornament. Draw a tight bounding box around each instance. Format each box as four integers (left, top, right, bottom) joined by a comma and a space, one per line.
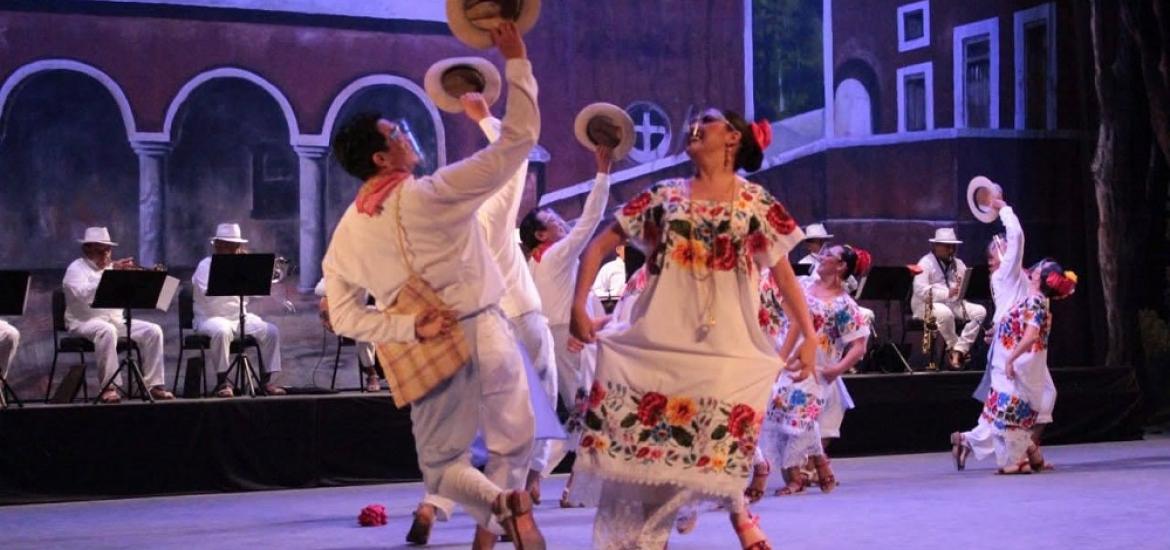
750, 119, 773, 150
852, 248, 873, 278
1045, 270, 1078, 299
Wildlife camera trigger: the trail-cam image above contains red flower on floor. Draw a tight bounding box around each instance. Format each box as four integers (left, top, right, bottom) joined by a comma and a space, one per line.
638, 392, 669, 426
358, 504, 388, 527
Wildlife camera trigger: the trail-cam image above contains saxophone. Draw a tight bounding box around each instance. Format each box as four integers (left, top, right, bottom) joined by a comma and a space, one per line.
923, 286, 939, 371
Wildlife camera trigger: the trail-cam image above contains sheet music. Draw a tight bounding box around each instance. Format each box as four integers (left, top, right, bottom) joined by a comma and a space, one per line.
957, 266, 972, 301
156, 275, 180, 312
20, 275, 30, 315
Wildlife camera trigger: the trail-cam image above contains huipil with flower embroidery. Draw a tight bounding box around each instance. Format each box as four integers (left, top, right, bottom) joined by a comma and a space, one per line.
760, 278, 868, 469
572, 177, 804, 505
981, 291, 1055, 467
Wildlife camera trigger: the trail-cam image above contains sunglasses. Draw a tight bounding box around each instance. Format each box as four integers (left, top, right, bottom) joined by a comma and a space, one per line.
688, 110, 731, 139
386, 119, 426, 164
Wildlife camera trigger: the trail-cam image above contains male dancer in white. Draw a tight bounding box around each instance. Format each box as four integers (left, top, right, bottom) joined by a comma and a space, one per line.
519, 144, 612, 491
322, 24, 545, 550
407, 92, 561, 545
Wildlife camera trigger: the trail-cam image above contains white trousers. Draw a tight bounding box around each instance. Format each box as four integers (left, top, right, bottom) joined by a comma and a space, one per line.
422, 310, 557, 522
356, 341, 375, 368
926, 301, 987, 353
962, 417, 996, 461
411, 308, 534, 531
70, 318, 165, 388
197, 314, 281, 374
0, 320, 18, 378
514, 311, 558, 472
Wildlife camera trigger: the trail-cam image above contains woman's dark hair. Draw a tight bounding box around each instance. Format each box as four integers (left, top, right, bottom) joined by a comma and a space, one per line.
332, 111, 387, 180
1032, 258, 1076, 299
519, 208, 546, 251
722, 110, 764, 172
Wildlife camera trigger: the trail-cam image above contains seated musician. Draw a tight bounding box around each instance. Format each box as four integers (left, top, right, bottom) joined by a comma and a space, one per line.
911, 228, 987, 370
62, 227, 173, 403
191, 223, 285, 397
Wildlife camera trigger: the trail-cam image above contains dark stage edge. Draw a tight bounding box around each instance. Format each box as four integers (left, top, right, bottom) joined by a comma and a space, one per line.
0, 366, 1143, 505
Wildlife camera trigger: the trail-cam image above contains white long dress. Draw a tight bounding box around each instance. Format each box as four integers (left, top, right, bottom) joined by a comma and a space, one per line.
760, 279, 868, 471
574, 178, 803, 549
981, 293, 1055, 467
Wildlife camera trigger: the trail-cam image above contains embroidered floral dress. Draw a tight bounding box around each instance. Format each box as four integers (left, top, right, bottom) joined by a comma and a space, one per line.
982, 293, 1055, 466
574, 177, 803, 512
760, 279, 868, 470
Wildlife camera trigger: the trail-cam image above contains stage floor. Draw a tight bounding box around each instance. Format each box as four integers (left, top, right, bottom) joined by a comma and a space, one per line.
2, 438, 1167, 550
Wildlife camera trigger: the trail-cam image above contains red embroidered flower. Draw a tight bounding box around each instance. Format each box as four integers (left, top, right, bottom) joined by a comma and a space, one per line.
766, 203, 797, 235
747, 231, 769, 255
622, 191, 653, 217
637, 392, 669, 426
581, 435, 596, 448
712, 234, 737, 271
358, 504, 388, 527
758, 308, 771, 329
697, 456, 711, 467
589, 380, 606, 408
636, 447, 651, 459
728, 404, 757, 438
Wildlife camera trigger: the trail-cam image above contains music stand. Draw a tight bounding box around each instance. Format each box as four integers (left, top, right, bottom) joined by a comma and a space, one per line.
962, 265, 991, 301
958, 265, 992, 369
91, 270, 174, 403
0, 270, 31, 408
206, 254, 275, 397
791, 262, 812, 277
856, 266, 916, 373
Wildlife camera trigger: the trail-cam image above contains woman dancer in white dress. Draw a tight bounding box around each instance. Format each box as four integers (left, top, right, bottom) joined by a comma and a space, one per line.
570, 109, 817, 550
755, 245, 870, 496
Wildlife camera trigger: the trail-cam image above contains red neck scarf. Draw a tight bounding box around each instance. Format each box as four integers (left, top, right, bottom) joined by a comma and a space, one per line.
355, 171, 411, 216
531, 242, 553, 263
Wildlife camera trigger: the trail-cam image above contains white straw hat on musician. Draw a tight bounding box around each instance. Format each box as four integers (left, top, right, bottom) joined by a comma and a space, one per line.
78, 227, 117, 246
210, 223, 249, 245
446, 0, 542, 49
424, 57, 502, 114
573, 102, 636, 161
928, 227, 963, 244
802, 223, 834, 241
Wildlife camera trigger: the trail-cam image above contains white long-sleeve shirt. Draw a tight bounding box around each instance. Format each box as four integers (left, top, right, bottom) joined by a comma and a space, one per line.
991, 206, 1029, 323
192, 256, 249, 327
592, 257, 626, 300
911, 252, 969, 317
475, 116, 543, 319
529, 171, 610, 326
62, 257, 122, 329
322, 58, 540, 344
